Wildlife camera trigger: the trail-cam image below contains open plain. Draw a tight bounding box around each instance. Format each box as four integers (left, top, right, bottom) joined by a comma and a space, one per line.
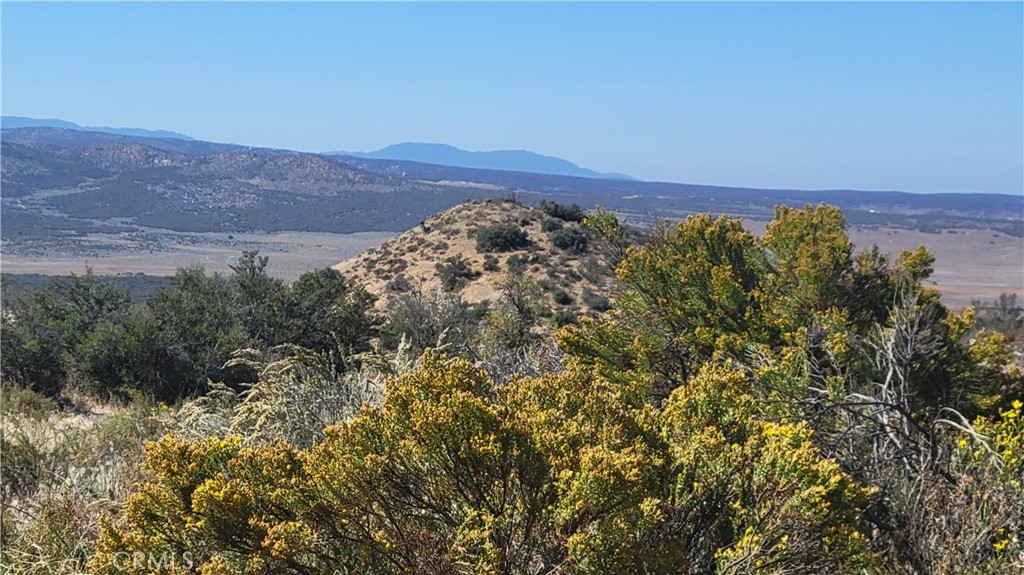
2, 221, 1019, 310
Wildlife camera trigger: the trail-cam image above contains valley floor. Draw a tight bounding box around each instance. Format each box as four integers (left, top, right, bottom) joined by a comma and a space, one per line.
0, 230, 395, 282
1, 223, 1020, 309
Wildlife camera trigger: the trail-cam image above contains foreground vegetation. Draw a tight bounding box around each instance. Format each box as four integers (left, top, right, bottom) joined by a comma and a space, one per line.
2, 203, 1022, 573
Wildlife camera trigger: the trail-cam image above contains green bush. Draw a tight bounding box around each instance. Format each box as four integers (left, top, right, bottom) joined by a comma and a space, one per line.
382, 291, 479, 353
285, 267, 378, 362
550, 309, 577, 327
435, 256, 480, 291
476, 224, 530, 252
552, 287, 573, 305
506, 254, 529, 274
0, 312, 66, 397
549, 227, 589, 254
539, 200, 585, 222
541, 218, 563, 232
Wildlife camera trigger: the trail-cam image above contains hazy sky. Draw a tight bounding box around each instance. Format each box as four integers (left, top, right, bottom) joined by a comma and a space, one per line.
2, 2, 1022, 194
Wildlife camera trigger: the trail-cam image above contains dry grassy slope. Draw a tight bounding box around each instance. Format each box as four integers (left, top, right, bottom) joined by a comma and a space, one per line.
333, 199, 619, 315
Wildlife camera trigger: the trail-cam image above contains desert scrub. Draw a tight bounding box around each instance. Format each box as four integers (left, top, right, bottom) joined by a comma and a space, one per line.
541, 218, 563, 232
539, 200, 585, 222
548, 227, 589, 254
1, 391, 167, 575
435, 255, 480, 291
551, 287, 573, 306
475, 224, 530, 252
506, 254, 529, 274
172, 345, 384, 448
381, 291, 480, 356
550, 309, 578, 327
91, 354, 879, 575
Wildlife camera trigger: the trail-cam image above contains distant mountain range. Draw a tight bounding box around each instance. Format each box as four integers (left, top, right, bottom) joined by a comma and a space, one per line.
3, 126, 1021, 244
3, 117, 635, 181
1, 116, 195, 141
327, 142, 636, 181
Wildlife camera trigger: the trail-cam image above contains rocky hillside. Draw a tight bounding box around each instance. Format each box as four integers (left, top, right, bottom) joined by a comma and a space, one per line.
1, 131, 500, 237
334, 199, 621, 318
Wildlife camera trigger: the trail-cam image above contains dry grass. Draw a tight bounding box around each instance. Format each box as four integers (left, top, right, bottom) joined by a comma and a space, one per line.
1, 387, 167, 574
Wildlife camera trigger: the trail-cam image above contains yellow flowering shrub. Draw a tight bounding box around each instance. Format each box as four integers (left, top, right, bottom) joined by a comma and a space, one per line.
92, 353, 668, 575
660, 363, 875, 574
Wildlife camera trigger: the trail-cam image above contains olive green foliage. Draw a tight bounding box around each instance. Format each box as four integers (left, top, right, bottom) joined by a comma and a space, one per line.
539, 199, 585, 222
550, 309, 577, 328
230, 251, 289, 348
285, 266, 377, 361
145, 266, 250, 398
563, 213, 768, 396
475, 224, 531, 252
1, 270, 129, 396
559, 204, 1024, 572
479, 272, 548, 351
582, 205, 632, 267
381, 290, 481, 355
1, 253, 376, 401
1, 308, 66, 397
548, 227, 589, 254
436, 255, 481, 291
540, 217, 563, 232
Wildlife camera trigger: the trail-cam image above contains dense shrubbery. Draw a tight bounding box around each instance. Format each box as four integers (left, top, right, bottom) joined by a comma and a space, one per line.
548, 226, 589, 253
475, 223, 531, 252
0, 251, 377, 402
89, 354, 880, 575
4, 205, 1023, 574
540, 199, 585, 222
541, 217, 563, 232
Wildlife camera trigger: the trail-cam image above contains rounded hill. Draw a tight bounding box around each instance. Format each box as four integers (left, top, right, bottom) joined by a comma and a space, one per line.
333, 198, 621, 318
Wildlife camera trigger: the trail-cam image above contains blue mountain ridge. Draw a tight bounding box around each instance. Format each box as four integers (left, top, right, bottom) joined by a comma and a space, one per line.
327, 142, 636, 181
1, 116, 194, 141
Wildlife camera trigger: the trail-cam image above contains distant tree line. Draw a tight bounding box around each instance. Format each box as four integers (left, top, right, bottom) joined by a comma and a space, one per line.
1, 251, 376, 402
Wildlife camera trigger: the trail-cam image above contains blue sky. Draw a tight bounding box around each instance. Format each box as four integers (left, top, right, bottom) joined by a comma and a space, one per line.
2, 2, 1022, 194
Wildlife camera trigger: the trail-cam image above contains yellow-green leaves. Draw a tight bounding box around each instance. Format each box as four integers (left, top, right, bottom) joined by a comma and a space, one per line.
661, 363, 874, 574
567, 214, 766, 397
763, 204, 853, 313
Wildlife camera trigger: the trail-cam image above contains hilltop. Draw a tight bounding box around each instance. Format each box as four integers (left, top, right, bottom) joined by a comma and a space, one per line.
334, 199, 620, 318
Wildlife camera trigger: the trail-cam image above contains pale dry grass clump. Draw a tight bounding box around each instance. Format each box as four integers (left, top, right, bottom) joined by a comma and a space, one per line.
1, 387, 167, 574
172, 344, 393, 448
